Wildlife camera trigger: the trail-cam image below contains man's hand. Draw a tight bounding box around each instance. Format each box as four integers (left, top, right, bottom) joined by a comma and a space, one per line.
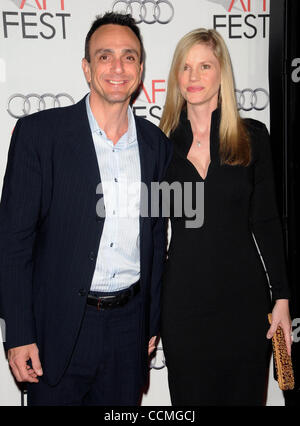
148, 336, 157, 356
8, 343, 43, 383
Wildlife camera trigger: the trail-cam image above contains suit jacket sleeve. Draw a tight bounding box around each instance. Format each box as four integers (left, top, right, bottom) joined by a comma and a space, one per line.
249, 122, 290, 302
0, 117, 41, 350
149, 132, 173, 338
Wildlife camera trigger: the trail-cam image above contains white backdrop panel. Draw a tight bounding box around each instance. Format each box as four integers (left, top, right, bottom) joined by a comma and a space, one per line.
0, 0, 283, 405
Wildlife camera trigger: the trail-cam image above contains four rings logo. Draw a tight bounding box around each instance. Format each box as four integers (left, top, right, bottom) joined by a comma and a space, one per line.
235, 88, 269, 111
112, 0, 174, 24
150, 347, 166, 370
7, 93, 75, 118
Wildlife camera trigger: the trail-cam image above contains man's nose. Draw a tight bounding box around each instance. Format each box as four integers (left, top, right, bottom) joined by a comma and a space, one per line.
111, 57, 124, 73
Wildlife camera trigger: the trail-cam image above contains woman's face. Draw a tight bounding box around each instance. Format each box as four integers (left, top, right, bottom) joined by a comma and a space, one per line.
178, 43, 221, 108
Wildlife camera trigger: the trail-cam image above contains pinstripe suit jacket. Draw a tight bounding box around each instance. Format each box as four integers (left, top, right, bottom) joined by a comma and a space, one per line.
0, 95, 172, 386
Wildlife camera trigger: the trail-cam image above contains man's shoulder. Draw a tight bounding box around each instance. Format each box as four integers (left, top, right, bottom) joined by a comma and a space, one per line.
134, 115, 159, 129
134, 115, 170, 145
19, 96, 85, 129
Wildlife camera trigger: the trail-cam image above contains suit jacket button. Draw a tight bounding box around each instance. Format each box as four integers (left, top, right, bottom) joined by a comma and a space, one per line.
78, 288, 86, 297
89, 251, 95, 261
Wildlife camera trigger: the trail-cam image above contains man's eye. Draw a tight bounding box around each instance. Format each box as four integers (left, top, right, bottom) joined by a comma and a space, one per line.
126, 56, 136, 62
99, 55, 108, 61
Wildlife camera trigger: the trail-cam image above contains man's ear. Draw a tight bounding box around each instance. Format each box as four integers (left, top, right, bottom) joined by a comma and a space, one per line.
139, 62, 144, 82
82, 58, 91, 83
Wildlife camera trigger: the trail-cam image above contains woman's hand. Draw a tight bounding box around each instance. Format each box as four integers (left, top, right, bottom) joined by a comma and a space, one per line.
267, 299, 292, 356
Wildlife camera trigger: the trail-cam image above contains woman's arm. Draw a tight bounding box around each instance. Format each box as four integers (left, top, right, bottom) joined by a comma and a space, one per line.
249, 122, 291, 354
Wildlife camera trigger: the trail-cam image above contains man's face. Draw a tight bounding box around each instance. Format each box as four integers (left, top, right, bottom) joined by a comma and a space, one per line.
82, 24, 143, 106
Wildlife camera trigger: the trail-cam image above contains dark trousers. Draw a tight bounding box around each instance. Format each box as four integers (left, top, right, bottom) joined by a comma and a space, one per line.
27, 287, 143, 406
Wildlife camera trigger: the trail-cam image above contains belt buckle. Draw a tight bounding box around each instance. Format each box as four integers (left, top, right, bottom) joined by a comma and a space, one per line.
96, 295, 116, 310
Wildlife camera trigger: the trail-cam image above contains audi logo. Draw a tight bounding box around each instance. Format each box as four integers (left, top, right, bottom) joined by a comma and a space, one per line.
235, 88, 269, 111
149, 346, 166, 370
112, 0, 174, 24
7, 93, 75, 119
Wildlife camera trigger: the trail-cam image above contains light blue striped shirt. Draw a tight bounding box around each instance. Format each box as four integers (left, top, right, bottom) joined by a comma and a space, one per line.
86, 95, 141, 292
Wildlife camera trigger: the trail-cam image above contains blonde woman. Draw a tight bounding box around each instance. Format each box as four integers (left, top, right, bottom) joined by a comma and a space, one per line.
160, 28, 291, 406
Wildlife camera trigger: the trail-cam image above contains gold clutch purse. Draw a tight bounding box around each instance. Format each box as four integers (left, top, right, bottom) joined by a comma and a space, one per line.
268, 313, 295, 391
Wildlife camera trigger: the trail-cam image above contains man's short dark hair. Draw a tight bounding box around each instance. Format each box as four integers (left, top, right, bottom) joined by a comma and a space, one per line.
85, 12, 144, 64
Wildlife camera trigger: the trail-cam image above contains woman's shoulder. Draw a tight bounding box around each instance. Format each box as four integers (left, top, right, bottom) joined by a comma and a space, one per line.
242, 117, 271, 163
242, 117, 268, 135
242, 117, 269, 149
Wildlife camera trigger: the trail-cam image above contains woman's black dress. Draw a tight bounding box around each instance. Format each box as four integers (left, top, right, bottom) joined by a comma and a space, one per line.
160, 108, 290, 406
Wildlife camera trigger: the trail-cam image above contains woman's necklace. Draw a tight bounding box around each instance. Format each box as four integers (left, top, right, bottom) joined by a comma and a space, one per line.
197, 141, 201, 147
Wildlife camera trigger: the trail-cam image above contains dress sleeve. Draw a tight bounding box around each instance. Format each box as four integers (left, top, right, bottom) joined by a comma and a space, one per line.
250, 123, 290, 301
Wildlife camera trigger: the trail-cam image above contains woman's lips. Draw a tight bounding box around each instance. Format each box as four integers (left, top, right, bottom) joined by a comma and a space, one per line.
187, 86, 204, 92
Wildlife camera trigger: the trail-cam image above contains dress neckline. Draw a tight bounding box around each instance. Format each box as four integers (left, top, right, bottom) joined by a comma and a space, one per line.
170, 107, 221, 161
170, 107, 221, 181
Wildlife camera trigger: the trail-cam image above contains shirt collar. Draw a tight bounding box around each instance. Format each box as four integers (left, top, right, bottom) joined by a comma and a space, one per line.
85, 94, 137, 145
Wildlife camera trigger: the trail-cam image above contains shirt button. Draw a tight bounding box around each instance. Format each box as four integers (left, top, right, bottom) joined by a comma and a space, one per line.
114, 178, 118, 182
110, 243, 114, 247
78, 288, 87, 297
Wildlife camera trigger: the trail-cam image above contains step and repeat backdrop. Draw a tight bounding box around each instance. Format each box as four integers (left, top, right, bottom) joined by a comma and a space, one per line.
0, 0, 284, 406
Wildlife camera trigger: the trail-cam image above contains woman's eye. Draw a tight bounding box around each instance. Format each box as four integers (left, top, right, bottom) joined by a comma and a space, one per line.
202, 64, 210, 70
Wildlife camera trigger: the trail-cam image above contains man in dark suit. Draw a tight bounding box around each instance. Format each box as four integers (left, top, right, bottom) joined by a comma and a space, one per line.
0, 12, 172, 405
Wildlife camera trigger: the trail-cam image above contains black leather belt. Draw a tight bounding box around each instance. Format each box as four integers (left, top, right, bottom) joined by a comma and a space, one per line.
86, 281, 140, 310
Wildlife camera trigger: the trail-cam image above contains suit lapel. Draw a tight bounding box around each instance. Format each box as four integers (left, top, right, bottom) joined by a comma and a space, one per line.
135, 117, 155, 232
65, 95, 101, 192
66, 98, 156, 200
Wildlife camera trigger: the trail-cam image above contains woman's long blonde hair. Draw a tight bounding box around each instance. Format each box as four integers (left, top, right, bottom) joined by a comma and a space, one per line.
159, 28, 251, 166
